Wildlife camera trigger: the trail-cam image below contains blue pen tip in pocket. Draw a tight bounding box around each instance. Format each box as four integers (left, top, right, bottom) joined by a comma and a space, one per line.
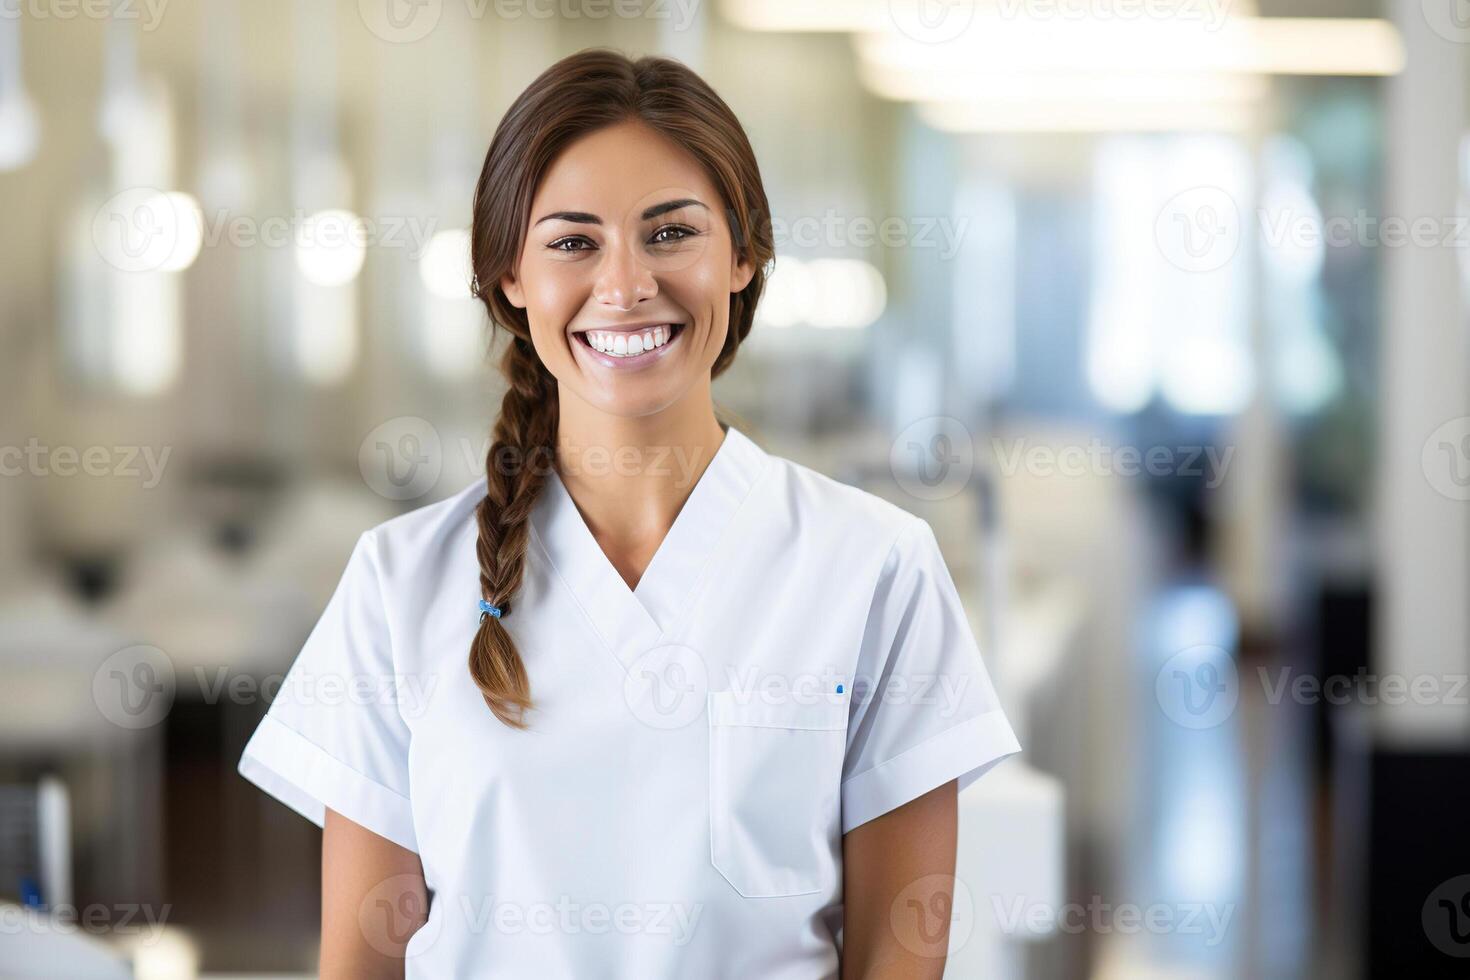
836, 683, 844, 694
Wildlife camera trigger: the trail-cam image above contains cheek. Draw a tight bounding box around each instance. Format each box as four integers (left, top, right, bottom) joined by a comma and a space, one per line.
530, 265, 586, 313
521, 267, 587, 344
670, 247, 734, 330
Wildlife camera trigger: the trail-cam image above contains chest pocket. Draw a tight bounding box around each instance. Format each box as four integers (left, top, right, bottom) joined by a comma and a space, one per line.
707, 691, 847, 898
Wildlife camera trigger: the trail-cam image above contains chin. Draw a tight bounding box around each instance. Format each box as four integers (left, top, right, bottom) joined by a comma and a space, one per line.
583, 381, 691, 421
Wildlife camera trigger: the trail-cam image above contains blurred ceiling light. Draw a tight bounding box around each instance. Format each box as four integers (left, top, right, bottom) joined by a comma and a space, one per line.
295, 209, 367, 286
156, 192, 205, 271
288, 3, 360, 386
1088, 135, 1255, 416
862, 67, 1269, 105
114, 271, 183, 395
1161, 333, 1254, 414
756, 257, 886, 329
97, 16, 150, 149
417, 231, 483, 380
807, 258, 887, 328
0, 15, 39, 171
722, 0, 1261, 32
0, 90, 41, 171
719, 0, 872, 32
294, 277, 359, 385
879, 65, 1269, 133
292, 208, 362, 386
855, 18, 1404, 78
1088, 319, 1155, 414
87, 37, 189, 397
727, 1, 1397, 134
91, 190, 207, 273
98, 86, 150, 149
419, 228, 475, 299
95, 193, 192, 397
197, 0, 252, 209
920, 100, 1254, 134
1258, 182, 1324, 285
756, 256, 810, 327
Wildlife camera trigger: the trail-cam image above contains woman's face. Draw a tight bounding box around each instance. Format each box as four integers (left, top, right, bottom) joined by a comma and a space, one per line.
500, 119, 755, 421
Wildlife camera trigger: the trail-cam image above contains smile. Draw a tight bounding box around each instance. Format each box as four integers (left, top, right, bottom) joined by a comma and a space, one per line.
572, 323, 686, 366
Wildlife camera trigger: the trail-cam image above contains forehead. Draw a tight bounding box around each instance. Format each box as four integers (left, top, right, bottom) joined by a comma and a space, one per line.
530, 120, 722, 218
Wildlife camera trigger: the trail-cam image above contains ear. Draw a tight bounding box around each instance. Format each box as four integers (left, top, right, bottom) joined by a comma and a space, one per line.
500, 269, 526, 309
729, 250, 756, 295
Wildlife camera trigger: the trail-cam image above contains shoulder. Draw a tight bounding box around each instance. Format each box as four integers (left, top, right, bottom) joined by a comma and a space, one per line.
359, 475, 488, 577
743, 441, 951, 622
749, 435, 932, 564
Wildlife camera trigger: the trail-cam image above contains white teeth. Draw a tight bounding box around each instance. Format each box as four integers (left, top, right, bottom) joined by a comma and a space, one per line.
582, 325, 679, 358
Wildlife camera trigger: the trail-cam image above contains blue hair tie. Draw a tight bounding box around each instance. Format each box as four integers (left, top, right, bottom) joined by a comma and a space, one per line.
478, 598, 503, 622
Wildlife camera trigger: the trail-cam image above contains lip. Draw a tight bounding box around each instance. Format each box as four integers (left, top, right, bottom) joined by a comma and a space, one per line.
570, 322, 686, 371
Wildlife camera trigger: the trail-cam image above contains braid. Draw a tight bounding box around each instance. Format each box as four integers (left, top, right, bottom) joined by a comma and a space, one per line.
465, 49, 775, 725
468, 335, 558, 727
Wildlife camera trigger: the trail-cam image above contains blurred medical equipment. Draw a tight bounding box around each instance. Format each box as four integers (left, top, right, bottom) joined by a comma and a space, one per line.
0, 776, 70, 910
0, 777, 132, 979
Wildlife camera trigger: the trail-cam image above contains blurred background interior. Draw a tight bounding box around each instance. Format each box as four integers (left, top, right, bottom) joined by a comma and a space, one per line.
2, 0, 1469, 977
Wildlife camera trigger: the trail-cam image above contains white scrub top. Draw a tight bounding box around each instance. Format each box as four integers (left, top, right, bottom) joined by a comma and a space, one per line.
239, 425, 1020, 978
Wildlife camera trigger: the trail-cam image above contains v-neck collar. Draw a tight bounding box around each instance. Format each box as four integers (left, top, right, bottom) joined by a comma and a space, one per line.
529, 425, 768, 669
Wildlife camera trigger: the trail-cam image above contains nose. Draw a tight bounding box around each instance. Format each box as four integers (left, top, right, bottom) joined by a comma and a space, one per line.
592, 240, 657, 311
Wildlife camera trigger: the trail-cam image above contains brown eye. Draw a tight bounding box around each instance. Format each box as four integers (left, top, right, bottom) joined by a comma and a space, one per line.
650, 224, 698, 246
548, 236, 594, 252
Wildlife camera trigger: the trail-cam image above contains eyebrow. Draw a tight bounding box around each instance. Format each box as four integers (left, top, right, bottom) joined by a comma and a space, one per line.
533, 198, 707, 226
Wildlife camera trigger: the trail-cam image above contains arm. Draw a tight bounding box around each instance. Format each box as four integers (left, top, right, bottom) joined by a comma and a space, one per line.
840, 779, 958, 980
321, 807, 429, 979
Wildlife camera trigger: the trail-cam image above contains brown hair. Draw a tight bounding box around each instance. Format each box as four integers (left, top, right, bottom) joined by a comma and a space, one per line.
466, 48, 774, 726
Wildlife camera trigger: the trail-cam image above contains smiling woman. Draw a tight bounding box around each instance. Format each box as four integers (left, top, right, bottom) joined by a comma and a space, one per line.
494, 117, 757, 422
236, 47, 1019, 980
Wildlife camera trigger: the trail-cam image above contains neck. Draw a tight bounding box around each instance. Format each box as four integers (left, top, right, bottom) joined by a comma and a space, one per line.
552, 383, 727, 585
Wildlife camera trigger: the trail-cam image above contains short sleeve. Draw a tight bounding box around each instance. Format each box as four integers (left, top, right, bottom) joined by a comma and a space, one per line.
840, 517, 1021, 834
237, 529, 418, 852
